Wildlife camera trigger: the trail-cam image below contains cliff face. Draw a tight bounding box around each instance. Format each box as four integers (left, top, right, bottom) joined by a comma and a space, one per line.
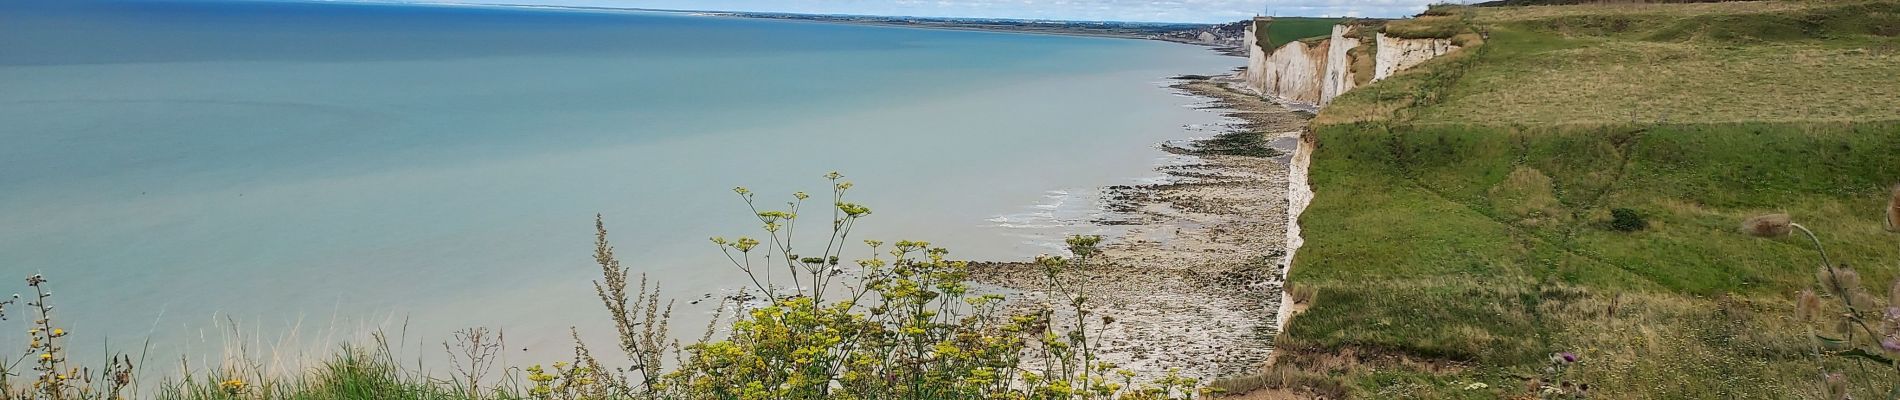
1241, 19, 1342, 106
1240, 19, 1458, 107
1374, 34, 1459, 80
1242, 31, 1328, 105
1320, 25, 1359, 105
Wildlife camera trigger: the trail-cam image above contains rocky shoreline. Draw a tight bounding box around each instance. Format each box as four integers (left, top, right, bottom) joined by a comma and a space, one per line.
967, 75, 1311, 382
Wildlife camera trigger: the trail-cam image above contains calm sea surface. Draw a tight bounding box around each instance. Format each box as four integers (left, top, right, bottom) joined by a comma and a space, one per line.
0, 0, 1237, 369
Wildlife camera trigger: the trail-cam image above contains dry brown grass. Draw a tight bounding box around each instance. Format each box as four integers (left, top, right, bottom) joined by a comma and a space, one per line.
1419, 40, 1900, 125
1488, 166, 1566, 227
1474, 0, 1834, 23
1383, 15, 1470, 40
1536, 290, 1829, 397
1239, 280, 1873, 397
1346, 44, 1376, 87
1317, 0, 1900, 127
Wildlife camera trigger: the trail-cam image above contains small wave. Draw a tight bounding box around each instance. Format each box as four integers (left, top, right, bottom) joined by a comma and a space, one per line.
984, 83, 1247, 250
985, 189, 1092, 230
993, 222, 1065, 229
986, 213, 1062, 229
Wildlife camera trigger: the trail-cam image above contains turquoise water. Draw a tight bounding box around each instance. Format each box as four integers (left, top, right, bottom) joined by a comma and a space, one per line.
0, 0, 1236, 368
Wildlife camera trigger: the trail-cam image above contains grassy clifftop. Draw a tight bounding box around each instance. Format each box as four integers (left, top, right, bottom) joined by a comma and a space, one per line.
1258, 17, 1349, 50
1323, 0, 1900, 126
1263, 1, 1900, 398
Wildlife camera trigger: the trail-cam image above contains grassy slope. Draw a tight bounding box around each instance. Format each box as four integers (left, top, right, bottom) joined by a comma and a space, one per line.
153, 348, 517, 400
1273, 1, 1900, 398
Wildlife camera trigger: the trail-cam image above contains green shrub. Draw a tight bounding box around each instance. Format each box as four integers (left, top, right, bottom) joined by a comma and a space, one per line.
617, 174, 1206, 399
1608, 208, 1647, 232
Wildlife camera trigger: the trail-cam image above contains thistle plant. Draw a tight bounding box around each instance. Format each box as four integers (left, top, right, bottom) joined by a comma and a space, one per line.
1746, 212, 1900, 398
1529, 351, 1587, 399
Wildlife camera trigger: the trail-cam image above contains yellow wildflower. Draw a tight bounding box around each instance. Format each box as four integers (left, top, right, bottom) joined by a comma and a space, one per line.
219, 378, 247, 394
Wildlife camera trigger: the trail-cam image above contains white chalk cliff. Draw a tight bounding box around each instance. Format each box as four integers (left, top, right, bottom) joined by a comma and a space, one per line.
1320, 25, 1360, 105
1241, 20, 1330, 106
1240, 18, 1459, 107
1374, 34, 1459, 80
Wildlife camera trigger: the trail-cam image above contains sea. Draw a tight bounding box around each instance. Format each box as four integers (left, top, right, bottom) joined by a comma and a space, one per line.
0, 0, 1238, 373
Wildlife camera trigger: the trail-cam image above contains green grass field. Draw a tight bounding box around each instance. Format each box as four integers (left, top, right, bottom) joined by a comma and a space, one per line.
1259, 17, 1347, 50
1266, 1, 1900, 398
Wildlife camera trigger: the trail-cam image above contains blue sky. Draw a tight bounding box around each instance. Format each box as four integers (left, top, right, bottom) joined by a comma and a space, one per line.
391, 0, 1464, 23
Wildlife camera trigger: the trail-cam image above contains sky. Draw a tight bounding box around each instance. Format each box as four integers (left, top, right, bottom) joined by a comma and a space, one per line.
391, 0, 1464, 23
